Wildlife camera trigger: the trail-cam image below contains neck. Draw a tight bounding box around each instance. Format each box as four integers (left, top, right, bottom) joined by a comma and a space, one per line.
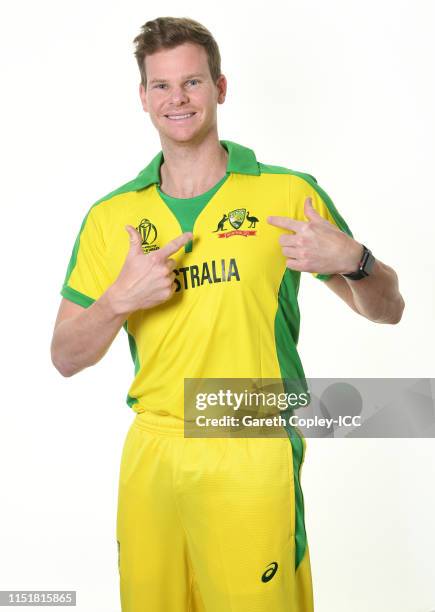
159, 129, 228, 198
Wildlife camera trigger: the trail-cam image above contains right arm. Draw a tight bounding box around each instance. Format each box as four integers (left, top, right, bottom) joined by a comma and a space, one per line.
51, 226, 193, 377
50, 289, 128, 377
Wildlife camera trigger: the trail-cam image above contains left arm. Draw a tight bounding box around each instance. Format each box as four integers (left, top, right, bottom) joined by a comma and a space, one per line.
267, 197, 405, 325
322, 263, 405, 324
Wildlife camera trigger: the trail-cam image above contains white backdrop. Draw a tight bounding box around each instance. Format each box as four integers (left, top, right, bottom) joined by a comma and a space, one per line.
1, 0, 434, 610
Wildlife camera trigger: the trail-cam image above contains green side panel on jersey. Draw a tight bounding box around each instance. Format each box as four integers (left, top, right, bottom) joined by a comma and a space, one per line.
157, 174, 229, 253
275, 268, 301, 346
274, 267, 308, 571
283, 419, 307, 572
124, 321, 140, 410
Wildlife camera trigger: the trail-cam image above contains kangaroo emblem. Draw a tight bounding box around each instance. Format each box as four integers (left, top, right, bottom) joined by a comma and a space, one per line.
213, 214, 228, 232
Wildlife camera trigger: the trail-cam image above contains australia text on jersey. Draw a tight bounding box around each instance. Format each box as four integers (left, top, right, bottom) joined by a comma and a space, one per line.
174, 258, 240, 291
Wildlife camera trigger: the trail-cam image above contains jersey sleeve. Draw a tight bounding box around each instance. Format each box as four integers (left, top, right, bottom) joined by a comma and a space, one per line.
60, 205, 112, 307
290, 173, 354, 282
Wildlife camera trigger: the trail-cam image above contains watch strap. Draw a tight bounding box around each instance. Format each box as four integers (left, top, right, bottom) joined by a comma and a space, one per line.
342, 245, 375, 280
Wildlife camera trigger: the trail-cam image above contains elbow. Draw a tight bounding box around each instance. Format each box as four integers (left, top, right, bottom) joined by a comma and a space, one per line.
389, 294, 405, 324
381, 267, 405, 324
50, 343, 78, 378
57, 366, 76, 378
380, 295, 405, 325
51, 355, 76, 378
363, 295, 405, 325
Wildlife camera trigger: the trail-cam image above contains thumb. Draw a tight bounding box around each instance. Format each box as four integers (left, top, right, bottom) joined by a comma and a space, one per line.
125, 225, 144, 256
304, 197, 324, 222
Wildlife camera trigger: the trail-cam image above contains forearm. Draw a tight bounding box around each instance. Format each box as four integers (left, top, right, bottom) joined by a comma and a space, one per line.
344, 259, 405, 324
51, 286, 128, 377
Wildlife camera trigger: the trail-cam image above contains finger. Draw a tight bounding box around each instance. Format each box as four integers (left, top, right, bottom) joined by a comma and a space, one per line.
166, 258, 177, 271
279, 233, 299, 247
160, 263, 176, 278
267, 216, 306, 232
285, 258, 307, 272
282, 246, 299, 258
304, 197, 327, 223
157, 232, 193, 259
161, 266, 176, 281
157, 263, 177, 284
168, 279, 177, 296
125, 225, 144, 255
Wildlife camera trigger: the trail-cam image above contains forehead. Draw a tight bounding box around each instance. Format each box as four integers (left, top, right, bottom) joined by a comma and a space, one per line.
145, 42, 210, 80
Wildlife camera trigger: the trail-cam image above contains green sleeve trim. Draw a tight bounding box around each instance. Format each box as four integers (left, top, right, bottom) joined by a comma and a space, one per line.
60, 285, 95, 308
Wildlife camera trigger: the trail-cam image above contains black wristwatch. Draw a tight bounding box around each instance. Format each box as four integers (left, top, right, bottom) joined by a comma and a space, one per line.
341, 244, 375, 280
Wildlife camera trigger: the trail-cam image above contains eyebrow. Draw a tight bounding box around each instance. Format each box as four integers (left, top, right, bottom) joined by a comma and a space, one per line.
148, 73, 207, 85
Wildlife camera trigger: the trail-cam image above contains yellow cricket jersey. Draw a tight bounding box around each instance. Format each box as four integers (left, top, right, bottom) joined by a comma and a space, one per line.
61, 140, 352, 418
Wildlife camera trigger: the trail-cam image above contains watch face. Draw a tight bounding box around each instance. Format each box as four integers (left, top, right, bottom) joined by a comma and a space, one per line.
342, 247, 374, 279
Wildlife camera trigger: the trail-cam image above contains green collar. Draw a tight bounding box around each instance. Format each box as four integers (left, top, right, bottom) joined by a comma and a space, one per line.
133, 140, 260, 190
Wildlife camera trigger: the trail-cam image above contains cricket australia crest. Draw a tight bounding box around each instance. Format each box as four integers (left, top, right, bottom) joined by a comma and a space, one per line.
228, 208, 246, 229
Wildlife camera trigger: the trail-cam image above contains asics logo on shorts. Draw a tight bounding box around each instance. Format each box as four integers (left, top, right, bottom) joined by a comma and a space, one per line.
261, 561, 278, 582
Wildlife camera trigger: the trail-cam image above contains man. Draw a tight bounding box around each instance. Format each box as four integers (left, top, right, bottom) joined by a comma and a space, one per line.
51, 16, 405, 612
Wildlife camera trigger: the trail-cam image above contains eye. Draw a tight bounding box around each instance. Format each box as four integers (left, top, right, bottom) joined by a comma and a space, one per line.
187, 79, 200, 86
153, 83, 167, 89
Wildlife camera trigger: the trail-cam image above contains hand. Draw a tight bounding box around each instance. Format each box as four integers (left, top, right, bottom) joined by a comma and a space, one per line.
108, 225, 193, 315
267, 197, 363, 275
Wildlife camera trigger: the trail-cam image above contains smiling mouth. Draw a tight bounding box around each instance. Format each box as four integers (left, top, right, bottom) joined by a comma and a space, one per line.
164, 112, 197, 121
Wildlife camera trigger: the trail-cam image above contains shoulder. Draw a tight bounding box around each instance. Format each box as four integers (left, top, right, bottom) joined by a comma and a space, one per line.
259, 161, 318, 185
258, 160, 339, 207
257, 158, 353, 237
258, 161, 321, 193
82, 171, 152, 224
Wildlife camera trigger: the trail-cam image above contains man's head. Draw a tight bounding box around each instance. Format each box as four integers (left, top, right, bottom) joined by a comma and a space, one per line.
133, 17, 227, 145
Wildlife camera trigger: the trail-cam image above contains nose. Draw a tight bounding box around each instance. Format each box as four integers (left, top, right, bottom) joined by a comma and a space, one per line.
169, 85, 189, 106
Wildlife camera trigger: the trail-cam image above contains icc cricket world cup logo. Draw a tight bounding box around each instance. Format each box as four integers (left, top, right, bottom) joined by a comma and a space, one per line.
136, 218, 159, 253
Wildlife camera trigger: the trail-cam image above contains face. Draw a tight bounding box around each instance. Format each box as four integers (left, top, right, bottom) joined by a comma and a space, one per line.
139, 42, 227, 145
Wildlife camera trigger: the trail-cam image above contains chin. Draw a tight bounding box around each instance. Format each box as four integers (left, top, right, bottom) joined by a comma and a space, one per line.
163, 128, 205, 145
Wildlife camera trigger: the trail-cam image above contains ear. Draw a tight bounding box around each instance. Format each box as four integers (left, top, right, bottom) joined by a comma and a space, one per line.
139, 83, 148, 113
216, 74, 227, 104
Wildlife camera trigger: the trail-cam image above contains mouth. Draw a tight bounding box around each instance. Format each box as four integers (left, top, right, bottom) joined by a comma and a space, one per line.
164, 112, 197, 121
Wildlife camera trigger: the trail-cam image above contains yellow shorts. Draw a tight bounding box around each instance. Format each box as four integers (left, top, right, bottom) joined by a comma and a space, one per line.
116, 410, 314, 612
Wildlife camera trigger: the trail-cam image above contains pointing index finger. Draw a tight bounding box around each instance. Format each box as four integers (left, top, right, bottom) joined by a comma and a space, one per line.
267, 216, 306, 232
157, 232, 193, 259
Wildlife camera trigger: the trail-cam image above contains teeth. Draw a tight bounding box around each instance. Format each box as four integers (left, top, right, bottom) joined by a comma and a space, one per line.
166, 113, 194, 120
